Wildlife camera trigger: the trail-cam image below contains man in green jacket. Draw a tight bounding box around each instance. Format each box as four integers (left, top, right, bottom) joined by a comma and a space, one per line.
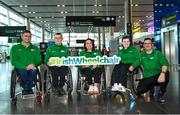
44, 33, 70, 95
111, 36, 140, 92
136, 38, 169, 103
10, 30, 42, 95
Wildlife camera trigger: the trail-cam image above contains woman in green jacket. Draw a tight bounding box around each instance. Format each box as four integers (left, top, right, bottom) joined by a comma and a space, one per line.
111, 36, 140, 92
79, 38, 102, 94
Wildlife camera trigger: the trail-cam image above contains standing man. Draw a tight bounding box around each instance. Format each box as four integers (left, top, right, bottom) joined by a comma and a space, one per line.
44, 33, 70, 95
10, 30, 42, 95
136, 38, 169, 103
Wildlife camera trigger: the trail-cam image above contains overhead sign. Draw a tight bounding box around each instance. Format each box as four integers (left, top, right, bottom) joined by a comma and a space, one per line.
48, 55, 121, 66
66, 16, 116, 27
0, 26, 26, 37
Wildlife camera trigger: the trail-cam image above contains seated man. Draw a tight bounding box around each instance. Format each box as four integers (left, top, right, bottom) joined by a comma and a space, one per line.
44, 33, 70, 95
136, 38, 169, 103
79, 38, 102, 94
10, 30, 42, 95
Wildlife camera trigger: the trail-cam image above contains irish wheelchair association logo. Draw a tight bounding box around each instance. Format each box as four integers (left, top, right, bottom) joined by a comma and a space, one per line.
49, 55, 121, 66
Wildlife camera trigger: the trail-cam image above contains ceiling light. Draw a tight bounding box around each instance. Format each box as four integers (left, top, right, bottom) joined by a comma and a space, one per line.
154, 4, 158, 6
62, 5, 65, 7
28, 12, 31, 14
94, 4, 97, 6
24, 5, 28, 7
92, 11, 95, 13
159, 4, 163, 6
99, 4, 102, 6
61, 11, 64, 14
135, 4, 138, 6
19, 5, 23, 7
33, 12, 36, 14
57, 5, 60, 7
131, 4, 133, 6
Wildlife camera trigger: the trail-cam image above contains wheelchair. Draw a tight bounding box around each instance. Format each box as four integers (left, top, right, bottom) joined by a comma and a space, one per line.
43, 66, 73, 98
76, 66, 106, 99
10, 68, 42, 104
109, 67, 143, 104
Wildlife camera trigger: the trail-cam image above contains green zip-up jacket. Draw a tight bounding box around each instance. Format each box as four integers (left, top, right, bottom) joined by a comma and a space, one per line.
117, 46, 140, 68
79, 50, 102, 70
140, 50, 169, 78
10, 43, 42, 69
44, 44, 70, 65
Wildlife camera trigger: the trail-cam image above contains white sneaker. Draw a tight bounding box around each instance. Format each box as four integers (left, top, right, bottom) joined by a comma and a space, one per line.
93, 86, 99, 94
88, 85, 94, 94
111, 83, 119, 91
117, 85, 126, 92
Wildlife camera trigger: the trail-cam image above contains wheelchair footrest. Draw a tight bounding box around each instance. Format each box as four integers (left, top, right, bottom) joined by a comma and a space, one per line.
21, 94, 35, 99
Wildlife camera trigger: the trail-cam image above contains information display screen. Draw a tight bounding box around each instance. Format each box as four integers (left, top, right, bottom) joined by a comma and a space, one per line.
66, 16, 116, 27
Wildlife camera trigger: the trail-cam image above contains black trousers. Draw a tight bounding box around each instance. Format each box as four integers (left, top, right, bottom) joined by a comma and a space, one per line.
49, 66, 69, 89
111, 63, 131, 87
136, 71, 169, 96
81, 67, 102, 85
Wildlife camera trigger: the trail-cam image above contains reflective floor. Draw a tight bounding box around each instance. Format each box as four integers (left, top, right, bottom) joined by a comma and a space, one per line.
0, 62, 180, 114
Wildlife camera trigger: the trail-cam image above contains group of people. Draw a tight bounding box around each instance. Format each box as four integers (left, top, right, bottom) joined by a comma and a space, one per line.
10, 30, 169, 103
111, 36, 169, 103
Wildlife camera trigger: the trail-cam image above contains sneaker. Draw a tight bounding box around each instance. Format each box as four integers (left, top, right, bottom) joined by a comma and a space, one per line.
117, 84, 126, 92
22, 90, 28, 95
88, 85, 94, 94
111, 83, 119, 91
93, 86, 99, 94
157, 93, 165, 103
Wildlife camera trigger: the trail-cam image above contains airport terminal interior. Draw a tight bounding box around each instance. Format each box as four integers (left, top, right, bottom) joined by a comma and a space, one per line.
0, 0, 180, 114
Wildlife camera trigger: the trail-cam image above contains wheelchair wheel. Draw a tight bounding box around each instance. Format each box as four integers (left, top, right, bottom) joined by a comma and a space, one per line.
128, 68, 142, 95
10, 69, 17, 99
35, 68, 42, 92
43, 69, 52, 95
76, 70, 81, 93
66, 67, 73, 96
100, 66, 107, 99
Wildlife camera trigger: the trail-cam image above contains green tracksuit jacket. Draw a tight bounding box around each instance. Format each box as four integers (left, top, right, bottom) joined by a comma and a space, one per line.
140, 50, 169, 78
10, 43, 42, 69
44, 44, 70, 65
117, 46, 140, 68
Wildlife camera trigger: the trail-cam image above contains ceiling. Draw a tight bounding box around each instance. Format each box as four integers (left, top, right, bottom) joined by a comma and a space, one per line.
0, 0, 154, 33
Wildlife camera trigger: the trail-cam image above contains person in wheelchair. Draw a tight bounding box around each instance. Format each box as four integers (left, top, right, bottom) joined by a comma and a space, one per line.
44, 33, 70, 95
10, 30, 42, 95
136, 38, 169, 103
79, 38, 102, 94
111, 36, 140, 92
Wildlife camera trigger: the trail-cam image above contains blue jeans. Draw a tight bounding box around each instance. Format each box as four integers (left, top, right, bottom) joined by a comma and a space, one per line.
16, 69, 37, 90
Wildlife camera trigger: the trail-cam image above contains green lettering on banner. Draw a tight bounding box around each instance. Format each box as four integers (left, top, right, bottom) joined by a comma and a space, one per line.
48, 55, 121, 66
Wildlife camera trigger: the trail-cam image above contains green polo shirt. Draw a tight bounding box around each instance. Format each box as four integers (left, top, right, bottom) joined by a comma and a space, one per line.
10, 43, 42, 69
79, 50, 102, 70
117, 46, 140, 68
44, 44, 70, 65
140, 50, 169, 78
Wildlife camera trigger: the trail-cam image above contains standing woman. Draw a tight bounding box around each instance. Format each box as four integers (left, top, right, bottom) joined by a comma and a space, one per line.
111, 36, 140, 91
79, 38, 102, 94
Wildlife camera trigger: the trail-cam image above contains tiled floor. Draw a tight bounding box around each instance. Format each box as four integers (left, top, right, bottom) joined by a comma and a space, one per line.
0, 62, 180, 114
